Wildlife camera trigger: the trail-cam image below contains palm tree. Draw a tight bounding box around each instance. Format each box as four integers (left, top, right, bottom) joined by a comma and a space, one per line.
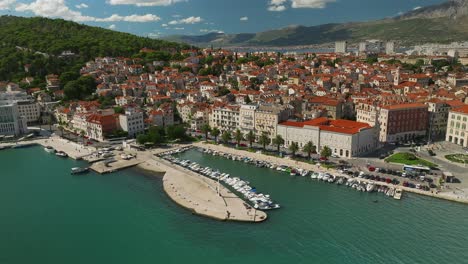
221, 130, 232, 145
80, 130, 85, 145
246, 130, 256, 148
201, 124, 211, 141
289, 142, 299, 156
272, 134, 285, 153
302, 141, 316, 160
211, 128, 220, 143
58, 125, 64, 137
258, 132, 270, 150
234, 129, 243, 146
321, 145, 332, 159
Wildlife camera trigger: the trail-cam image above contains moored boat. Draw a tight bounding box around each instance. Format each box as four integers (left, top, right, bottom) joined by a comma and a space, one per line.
44, 146, 55, 153
56, 151, 68, 157
71, 167, 89, 175
393, 189, 403, 200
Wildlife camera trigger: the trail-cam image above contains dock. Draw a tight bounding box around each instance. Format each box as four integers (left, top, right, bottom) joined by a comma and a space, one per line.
90, 158, 142, 174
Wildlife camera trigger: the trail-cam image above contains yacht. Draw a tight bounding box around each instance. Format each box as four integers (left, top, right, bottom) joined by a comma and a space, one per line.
393, 189, 403, 200
44, 146, 55, 153
71, 167, 89, 175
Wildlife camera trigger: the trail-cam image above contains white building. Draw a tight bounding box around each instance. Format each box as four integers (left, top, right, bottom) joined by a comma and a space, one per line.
335, 41, 348, 54
0, 101, 28, 136
17, 100, 41, 124
239, 105, 257, 134
119, 109, 145, 138
277, 117, 377, 158
446, 105, 468, 147
209, 105, 240, 132
386, 41, 395, 55
359, 42, 368, 53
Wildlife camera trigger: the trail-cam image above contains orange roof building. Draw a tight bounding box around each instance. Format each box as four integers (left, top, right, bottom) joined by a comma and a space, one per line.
277, 117, 377, 158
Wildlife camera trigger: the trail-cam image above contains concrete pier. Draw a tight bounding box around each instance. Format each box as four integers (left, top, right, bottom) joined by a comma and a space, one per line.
153, 157, 267, 222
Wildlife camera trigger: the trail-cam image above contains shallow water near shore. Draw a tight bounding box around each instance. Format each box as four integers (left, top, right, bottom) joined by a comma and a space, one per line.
1, 146, 468, 264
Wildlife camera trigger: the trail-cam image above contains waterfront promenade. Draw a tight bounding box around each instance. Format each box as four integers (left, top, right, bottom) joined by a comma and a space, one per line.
194, 142, 468, 205
140, 158, 267, 222
0, 136, 95, 160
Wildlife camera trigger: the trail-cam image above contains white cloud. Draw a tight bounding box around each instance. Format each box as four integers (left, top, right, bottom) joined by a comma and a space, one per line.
291, 0, 335, 9
75, 3, 88, 9
413, 6, 421, 10
168, 16, 202, 25
267, 0, 287, 11
268, 5, 286, 11
267, 0, 335, 11
200, 29, 224, 33
174, 27, 184, 30
106, 0, 186, 7
240, 16, 248, 21
109, 24, 116, 29
15, 0, 161, 23
161, 23, 168, 27
0, 0, 16, 10
96, 14, 161, 22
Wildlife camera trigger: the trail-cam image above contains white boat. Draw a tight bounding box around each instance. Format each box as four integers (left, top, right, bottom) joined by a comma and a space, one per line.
366, 183, 375, 192
311, 172, 318, 179
394, 189, 403, 200
55, 151, 68, 157
44, 146, 55, 153
71, 167, 89, 175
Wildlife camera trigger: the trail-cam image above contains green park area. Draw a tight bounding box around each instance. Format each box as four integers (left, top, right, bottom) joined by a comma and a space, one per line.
445, 154, 468, 164
385, 152, 436, 167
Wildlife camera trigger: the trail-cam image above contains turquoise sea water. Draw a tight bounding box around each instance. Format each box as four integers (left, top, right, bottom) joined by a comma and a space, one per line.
1, 146, 468, 264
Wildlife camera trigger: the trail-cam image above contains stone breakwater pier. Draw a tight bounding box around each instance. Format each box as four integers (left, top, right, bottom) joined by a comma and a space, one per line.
140, 158, 267, 222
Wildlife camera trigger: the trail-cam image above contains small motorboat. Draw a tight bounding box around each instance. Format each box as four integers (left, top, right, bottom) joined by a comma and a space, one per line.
393, 189, 403, 200
71, 167, 89, 175
56, 151, 68, 157
44, 146, 55, 153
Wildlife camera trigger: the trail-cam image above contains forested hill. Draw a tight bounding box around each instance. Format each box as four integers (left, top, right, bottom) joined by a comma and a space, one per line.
0, 15, 190, 84
0, 15, 187, 57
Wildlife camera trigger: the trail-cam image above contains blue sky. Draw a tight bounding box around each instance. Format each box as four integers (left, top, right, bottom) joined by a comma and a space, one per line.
0, 0, 446, 37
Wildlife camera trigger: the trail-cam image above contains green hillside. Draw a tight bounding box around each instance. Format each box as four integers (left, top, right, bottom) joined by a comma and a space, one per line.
0, 15, 189, 83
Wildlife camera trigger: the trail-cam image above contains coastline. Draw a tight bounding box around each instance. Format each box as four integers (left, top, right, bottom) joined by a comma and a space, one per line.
194, 142, 468, 205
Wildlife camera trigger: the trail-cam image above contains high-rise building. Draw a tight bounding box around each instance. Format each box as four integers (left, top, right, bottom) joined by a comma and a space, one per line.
386, 41, 395, 55
0, 101, 28, 136
359, 42, 368, 53
335, 41, 348, 54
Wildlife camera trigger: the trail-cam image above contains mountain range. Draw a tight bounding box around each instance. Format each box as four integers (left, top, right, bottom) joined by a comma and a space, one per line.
165, 0, 468, 47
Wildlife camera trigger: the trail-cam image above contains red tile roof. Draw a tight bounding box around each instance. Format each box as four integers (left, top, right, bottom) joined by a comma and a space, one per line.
381, 103, 427, 110
451, 105, 468, 114
279, 117, 372, 135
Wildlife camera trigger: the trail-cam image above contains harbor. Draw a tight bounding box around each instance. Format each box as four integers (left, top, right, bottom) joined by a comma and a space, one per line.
2, 144, 468, 264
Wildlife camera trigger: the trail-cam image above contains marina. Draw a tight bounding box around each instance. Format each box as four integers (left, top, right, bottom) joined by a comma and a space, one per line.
168, 146, 405, 201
